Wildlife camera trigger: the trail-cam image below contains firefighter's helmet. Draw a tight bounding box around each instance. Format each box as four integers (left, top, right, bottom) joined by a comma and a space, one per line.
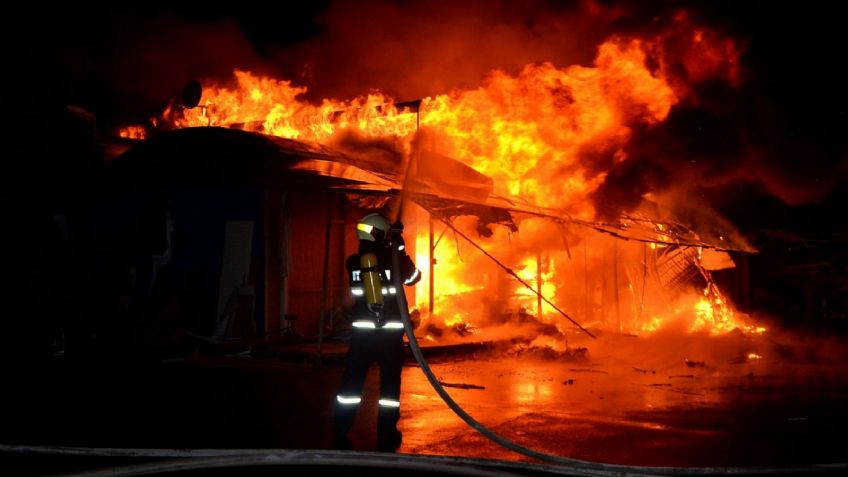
356, 213, 391, 241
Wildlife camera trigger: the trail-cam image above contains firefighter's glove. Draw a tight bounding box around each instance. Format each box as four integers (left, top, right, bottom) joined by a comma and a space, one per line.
390, 220, 404, 234
391, 234, 406, 252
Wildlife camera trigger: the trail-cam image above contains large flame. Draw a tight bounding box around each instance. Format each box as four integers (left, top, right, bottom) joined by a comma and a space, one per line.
153, 18, 762, 339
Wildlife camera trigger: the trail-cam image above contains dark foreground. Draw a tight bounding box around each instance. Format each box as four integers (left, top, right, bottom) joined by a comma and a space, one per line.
2, 330, 848, 476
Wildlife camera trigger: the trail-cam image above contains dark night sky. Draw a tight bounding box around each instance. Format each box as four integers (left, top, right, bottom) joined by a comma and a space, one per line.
4, 0, 848, 237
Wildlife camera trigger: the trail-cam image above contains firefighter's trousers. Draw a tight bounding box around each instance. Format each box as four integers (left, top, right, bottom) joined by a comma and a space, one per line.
334, 324, 404, 439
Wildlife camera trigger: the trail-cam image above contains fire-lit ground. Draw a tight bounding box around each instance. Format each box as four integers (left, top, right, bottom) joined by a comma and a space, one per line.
397, 329, 848, 467
5, 327, 847, 473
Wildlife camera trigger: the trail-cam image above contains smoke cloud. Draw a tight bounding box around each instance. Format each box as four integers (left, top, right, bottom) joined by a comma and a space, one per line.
11, 1, 846, 223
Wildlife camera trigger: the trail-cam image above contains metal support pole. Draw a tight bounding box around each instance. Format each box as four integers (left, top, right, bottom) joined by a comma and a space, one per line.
536, 252, 543, 318
613, 240, 621, 333
429, 214, 435, 317
316, 196, 334, 367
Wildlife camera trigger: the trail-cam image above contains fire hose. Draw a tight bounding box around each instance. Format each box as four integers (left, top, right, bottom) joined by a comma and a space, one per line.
389, 246, 845, 476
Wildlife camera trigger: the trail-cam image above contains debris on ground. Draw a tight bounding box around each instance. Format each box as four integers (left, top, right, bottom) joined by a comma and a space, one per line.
684, 359, 706, 367
508, 345, 589, 362
633, 367, 656, 374
424, 323, 443, 338
670, 374, 695, 379
563, 347, 589, 361
563, 379, 575, 385
438, 381, 485, 390
452, 322, 477, 337
634, 382, 705, 397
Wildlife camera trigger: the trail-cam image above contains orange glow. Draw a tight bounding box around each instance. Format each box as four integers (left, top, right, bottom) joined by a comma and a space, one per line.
641, 317, 664, 334
690, 281, 763, 335
692, 291, 733, 335
118, 125, 147, 140
414, 223, 486, 332
152, 21, 757, 340
513, 256, 557, 318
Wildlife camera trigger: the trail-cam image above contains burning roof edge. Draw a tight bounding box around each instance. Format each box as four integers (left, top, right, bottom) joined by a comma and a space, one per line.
410, 193, 755, 254
107, 127, 398, 191
108, 127, 752, 254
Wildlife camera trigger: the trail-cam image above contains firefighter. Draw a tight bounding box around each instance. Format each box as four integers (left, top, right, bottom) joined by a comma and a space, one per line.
334, 212, 421, 452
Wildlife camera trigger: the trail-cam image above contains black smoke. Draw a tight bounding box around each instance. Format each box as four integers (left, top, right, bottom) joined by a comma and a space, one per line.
7, 0, 847, 233
586, 1, 848, 229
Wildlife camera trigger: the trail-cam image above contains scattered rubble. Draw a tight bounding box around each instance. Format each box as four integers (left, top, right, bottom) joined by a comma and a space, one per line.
451, 322, 477, 337
633, 367, 656, 374
438, 381, 485, 390
508, 345, 589, 362
564, 347, 589, 361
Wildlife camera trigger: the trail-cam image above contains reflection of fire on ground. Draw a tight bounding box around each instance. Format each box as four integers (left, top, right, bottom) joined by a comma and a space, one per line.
406, 325, 848, 417
399, 325, 848, 466
122, 12, 766, 348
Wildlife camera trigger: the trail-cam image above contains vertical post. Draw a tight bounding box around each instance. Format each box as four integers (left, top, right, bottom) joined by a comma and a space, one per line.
583, 241, 589, 320
600, 236, 607, 327
737, 253, 750, 312
613, 240, 621, 333
429, 214, 435, 317
335, 200, 348, 334
317, 195, 334, 367
263, 190, 278, 338
393, 101, 421, 223
639, 243, 647, 322
536, 252, 543, 318
279, 193, 291, 335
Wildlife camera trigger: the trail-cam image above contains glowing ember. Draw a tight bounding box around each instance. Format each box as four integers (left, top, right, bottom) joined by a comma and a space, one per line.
118, 125, 147, 140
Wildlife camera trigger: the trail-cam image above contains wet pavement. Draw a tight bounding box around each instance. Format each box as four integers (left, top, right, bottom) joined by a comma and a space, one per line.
3, 329, 848, 474
399, 333, 848, 467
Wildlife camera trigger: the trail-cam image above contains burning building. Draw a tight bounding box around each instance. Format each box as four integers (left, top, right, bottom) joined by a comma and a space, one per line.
98, 13, 769, 359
